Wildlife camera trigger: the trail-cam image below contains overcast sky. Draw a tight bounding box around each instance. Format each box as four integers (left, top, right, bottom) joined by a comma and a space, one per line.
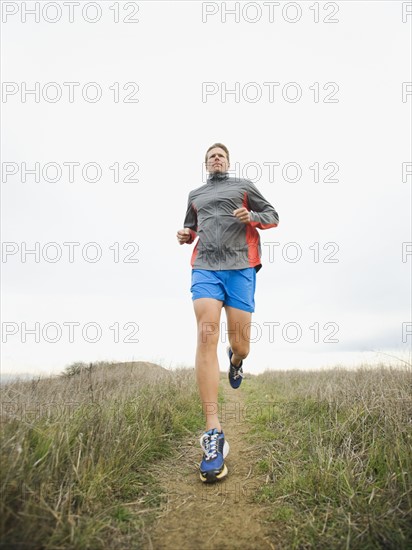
1, 0, 411, 376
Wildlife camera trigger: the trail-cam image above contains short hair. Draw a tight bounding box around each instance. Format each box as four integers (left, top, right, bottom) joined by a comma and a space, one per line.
205, 143, 230, 165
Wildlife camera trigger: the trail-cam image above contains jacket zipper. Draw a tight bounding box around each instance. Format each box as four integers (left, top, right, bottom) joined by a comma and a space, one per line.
214, 181, 220, 270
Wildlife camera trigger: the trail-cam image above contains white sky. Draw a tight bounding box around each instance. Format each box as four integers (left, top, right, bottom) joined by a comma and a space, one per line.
1, 0, 411, 376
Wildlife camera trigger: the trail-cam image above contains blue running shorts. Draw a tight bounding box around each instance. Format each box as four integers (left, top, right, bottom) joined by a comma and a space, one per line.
190, 268, 256, 312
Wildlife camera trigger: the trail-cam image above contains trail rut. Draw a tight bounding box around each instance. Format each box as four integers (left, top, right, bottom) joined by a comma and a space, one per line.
144, 379, 276, 550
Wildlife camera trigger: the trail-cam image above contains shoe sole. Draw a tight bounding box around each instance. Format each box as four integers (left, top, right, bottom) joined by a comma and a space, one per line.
199, 463, 228, 483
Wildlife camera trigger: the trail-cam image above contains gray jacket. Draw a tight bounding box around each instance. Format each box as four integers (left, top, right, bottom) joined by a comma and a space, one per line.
183, 172, 279, 272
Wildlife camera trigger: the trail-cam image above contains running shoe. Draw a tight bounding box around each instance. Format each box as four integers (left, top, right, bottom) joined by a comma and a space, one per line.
227, 346, 244, 389
199, 428, 229, 483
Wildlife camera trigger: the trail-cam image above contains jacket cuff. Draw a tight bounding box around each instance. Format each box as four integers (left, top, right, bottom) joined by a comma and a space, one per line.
187, 229, 197, 244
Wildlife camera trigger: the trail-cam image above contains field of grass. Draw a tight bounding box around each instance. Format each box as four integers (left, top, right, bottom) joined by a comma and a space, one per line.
244, 365, 412, 549
0, 361, 204, 549
1, 361, 411, 549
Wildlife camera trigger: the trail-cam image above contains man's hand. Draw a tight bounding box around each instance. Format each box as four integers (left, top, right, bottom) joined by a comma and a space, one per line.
233, 207, 251, 224
177, 228, 191, 245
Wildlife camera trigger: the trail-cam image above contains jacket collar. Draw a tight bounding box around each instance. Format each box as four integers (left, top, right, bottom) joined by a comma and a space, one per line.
207, 171, 229, 182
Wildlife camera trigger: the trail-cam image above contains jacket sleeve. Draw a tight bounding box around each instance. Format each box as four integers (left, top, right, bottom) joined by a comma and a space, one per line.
245, 181, 279, 230
183, 193, 198, 244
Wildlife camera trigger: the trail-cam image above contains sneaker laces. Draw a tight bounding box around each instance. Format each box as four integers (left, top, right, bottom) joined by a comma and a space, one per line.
200, 431, 219, 461
230, 363, 244, 380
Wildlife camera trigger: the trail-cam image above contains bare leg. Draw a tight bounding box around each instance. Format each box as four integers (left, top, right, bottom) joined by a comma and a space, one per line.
193, 297, 224, 432
224, 305, 252, 366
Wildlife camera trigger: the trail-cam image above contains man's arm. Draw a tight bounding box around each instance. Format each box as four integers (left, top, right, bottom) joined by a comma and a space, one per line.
179, 194, 198, 244
245, 181, 279, 229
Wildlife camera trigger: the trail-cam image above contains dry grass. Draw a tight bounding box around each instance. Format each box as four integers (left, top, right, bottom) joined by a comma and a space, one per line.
0, 361, 203, 549
245, 364, 412, 549
2, 360, 411, 549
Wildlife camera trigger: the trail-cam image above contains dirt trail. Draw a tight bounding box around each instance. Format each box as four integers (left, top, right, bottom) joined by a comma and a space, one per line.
145, 379, 276, 550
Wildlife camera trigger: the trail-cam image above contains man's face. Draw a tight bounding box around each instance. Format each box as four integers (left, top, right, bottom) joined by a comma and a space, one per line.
206, 147, 229, 174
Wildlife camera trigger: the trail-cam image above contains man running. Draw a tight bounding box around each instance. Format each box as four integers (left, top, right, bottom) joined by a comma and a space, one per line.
177, 143, 279, 483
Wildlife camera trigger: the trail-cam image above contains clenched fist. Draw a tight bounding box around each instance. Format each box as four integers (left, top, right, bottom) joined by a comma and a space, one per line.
177, 228, 191, 245
233, 207, 251, 224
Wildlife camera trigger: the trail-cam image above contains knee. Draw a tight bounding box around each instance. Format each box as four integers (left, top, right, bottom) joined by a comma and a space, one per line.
197, 321, 219, 347
231, 342, 250, 360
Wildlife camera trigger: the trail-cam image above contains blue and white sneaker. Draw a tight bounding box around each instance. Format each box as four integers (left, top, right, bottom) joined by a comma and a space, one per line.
199, 428, 229, 483
227, 346, 244, 389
